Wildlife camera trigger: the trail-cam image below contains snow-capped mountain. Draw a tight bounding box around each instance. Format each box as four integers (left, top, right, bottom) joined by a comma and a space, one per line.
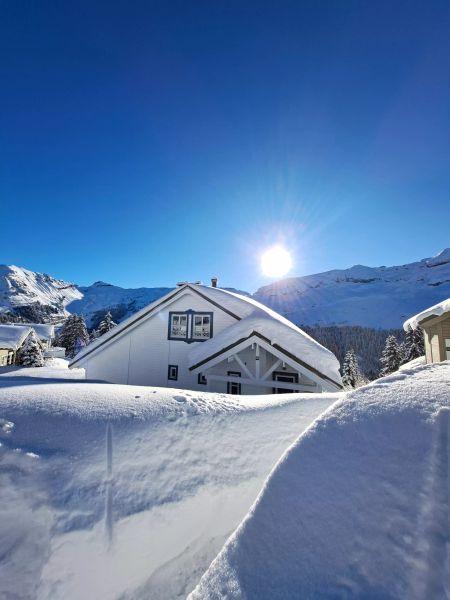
0, 265, 82, 322
254, 248, 450, 329
1, 248, 449, 329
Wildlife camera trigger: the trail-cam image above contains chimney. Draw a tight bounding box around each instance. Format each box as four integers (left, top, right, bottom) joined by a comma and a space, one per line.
211, 277, 218, 288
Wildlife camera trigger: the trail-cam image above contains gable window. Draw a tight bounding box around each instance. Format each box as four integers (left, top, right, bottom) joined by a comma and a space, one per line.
169, 313, 188, 340
168, 311, 213, 342
198, 373, 207, 385
192, 314, 211, 340
168, 364, 178, 381
227, 371, 241, 395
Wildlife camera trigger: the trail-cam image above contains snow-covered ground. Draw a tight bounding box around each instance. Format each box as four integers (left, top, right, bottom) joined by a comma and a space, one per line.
190, 361, 450, 599
0, 364, 338, 599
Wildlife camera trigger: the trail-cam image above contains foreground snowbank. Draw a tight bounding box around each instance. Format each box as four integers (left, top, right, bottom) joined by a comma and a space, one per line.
191, 361, 450, 599
0, 367, 337, 599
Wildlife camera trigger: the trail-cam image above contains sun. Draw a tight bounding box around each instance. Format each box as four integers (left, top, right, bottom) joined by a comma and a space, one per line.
261, 246, 292, 278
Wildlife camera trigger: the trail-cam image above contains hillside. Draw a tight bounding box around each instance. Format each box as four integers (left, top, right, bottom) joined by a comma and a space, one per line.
254, 248, 450, 329
190, 361, 450, 599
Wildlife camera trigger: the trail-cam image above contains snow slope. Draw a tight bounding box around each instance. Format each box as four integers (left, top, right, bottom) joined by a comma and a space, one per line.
0, 265, 81, 319
0, 366, 338, 599
190, 361, 450, 599
254, 248, 450, 328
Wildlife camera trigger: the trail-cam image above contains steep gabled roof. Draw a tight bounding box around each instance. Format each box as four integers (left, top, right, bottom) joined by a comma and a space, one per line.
0, 324, 32, 350
403, 297, 450, 330
69, 284, 341, 386
12, 323, 55, 341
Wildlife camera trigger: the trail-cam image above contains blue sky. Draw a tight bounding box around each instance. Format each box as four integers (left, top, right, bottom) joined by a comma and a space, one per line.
1, 1, 449, 291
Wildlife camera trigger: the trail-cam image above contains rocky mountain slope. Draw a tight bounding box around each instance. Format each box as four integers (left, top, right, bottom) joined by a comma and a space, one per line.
254, 248, 450, 329
0, 249, 449, 329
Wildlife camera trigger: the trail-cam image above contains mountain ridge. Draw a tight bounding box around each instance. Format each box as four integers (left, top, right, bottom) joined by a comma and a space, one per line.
0, 248, 449, 329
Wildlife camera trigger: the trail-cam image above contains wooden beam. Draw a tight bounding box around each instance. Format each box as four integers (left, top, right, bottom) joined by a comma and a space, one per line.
261, 358, 282, 381
233, 354, 254, 379
255, 344, 260, 379
207, 374, 317, 392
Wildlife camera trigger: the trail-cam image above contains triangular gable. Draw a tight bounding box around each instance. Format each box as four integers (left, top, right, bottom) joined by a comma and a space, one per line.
69, 284, 241, 366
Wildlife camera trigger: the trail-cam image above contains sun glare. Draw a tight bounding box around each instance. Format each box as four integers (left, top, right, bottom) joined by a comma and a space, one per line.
261, 246, 292, 278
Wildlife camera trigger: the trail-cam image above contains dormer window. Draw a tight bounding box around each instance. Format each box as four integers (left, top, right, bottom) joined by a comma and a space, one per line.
193, 314, 211, 340
168, 311, 213, 342
169, 313, 188, 340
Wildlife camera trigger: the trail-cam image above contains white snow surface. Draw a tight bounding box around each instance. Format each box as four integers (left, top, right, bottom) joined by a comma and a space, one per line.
190, 361, 450, 600
12, 322, 55, 341
403, 297, 450, 330
0, 324, 32, 349
0, 365, 338, 599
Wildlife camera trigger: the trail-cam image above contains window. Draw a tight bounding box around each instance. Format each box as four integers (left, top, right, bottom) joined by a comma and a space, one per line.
169, 313, 188, 340
168, 365, 178, 381
445, 339, 450, 360
227, 371, 241, 395
272, 371, 299, 394
168, 311, 213, 342
198, 373, 207, 385
192, 314, 211, 340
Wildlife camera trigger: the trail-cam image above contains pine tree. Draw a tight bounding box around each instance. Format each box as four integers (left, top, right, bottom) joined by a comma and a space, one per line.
403, 327, 425, 363
379, 335, 402, 376
58, 315, 90, 358
97, 311, 117, 336
18, 331, 44, 367
342, 349, 359, 388
89, 328, 99, 343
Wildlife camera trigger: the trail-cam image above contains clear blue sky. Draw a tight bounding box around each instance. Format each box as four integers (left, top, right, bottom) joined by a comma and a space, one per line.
2, 1, 449, 291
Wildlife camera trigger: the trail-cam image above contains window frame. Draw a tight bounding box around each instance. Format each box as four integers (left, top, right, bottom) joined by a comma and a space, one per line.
272, 371, 299, 394
198, 373, 207, 385
227, 371, 241, 395
168, 310, 213, 343
445, 338, 450, 360
168, 364, 178, 381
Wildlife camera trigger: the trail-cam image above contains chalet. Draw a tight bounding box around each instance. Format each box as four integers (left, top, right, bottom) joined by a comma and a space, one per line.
12, 322, 55, 350
69, 280, 342, 394
404, 298, 450, 363
0, 324, 33, 366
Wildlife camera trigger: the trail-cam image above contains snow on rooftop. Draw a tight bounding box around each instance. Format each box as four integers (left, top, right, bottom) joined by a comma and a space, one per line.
70, 284, 341, 385
403, 297, 450, 330
190, 361, 450, 599
0, 324, 32, 350
12, 322, 55, 340
0, 365, 339, 599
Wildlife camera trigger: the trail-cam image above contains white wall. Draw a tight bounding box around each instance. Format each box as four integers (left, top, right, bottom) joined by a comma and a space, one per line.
80, 290, 236, 389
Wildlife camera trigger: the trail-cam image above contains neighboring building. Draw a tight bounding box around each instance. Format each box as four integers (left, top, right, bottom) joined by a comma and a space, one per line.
0, 325, 33, 366
404, 298, 450, 363
12, 322, 55, 350
69, 281, 342, 394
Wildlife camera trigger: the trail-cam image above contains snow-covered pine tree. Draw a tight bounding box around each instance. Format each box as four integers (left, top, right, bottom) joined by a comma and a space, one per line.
341, 349, 359, 388
403, 327, 425, 363
58, 315, 90, 358
97, 311, 117, 336
89, 328, 99, 343
379, 335, 402, 376
18, 330, 44, 367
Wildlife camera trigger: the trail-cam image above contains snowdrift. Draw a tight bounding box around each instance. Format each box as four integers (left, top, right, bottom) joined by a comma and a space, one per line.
191, 361, 450, 599
0, 366, 337, 599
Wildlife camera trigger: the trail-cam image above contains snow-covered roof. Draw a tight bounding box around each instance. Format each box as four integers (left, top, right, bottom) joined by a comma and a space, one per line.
0, 324, 32, 350
12, 322, 55, 341
187, 285, 341, 386
403, 297, 450, 330
70, 283, 341, 386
